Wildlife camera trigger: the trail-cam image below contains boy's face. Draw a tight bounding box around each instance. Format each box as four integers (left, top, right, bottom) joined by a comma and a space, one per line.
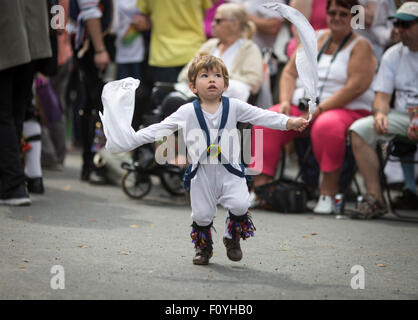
189, 67, 227, 101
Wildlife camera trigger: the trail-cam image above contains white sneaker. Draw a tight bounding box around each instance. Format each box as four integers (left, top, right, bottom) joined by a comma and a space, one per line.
248, 192, 259, 209
313, 195, 335, 214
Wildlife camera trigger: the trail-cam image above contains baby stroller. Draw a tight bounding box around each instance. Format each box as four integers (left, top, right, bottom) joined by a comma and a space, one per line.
121, 158, 187, 199
120, 82, 194, 199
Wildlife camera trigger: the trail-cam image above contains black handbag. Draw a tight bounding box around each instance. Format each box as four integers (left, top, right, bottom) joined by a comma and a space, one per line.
254, 178, 308, 213
390, 140, 417, 158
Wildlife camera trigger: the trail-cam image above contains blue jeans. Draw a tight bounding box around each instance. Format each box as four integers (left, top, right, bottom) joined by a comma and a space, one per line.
152, 66, 184, 83
117, 62, 142, 80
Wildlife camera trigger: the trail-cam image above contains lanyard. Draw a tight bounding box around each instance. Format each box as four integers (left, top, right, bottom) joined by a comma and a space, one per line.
316, 31, 353, 101
317, 31, 353, 63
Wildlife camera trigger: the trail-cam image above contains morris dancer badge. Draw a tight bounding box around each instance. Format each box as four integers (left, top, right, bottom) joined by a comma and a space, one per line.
207, 144, 221, 158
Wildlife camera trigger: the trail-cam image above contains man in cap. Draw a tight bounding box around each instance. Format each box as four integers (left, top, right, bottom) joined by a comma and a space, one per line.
349, 1, 418, 218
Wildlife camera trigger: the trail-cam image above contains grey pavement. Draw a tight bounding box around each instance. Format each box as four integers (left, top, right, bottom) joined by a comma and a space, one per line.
1, 151, 418, 300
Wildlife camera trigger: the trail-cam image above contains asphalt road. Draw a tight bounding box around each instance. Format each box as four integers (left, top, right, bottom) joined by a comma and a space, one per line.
1, 151, 417, 300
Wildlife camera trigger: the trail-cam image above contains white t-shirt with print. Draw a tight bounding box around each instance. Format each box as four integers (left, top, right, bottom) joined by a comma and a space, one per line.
115, 0, 145, 64
373, 42, 418, 113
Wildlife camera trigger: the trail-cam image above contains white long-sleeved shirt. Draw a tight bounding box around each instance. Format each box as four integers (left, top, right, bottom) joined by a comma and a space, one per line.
100, 78, 290, 171
134, 98, 289, 168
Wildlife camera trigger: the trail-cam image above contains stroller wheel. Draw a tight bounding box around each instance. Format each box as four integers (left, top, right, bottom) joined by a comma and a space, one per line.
160, 170, 185, 196
121, 171, 152, 199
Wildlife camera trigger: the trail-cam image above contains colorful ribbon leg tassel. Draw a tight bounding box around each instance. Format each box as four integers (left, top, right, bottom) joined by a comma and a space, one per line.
227, 212, 256, 241
190, 221, 214, 251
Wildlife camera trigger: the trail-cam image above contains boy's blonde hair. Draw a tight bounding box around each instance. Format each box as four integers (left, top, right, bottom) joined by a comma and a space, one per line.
188, 53, 229, 89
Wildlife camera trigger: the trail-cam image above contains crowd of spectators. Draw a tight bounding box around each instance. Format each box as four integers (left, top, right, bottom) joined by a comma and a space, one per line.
0, 0, 417, 220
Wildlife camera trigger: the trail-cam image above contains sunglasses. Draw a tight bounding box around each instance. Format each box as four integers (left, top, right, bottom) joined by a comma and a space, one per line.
327, 10, 350, 18
213, 18, 229, 25
213, 18, 232, 24
393, 19, 417, 29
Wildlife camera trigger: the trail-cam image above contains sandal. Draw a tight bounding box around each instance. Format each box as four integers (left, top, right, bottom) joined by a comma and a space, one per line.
349, 194, 388, 220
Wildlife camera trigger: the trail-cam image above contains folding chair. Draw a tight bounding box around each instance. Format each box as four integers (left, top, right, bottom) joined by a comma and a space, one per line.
291, 137, 362, 199
378, 135, 418, 218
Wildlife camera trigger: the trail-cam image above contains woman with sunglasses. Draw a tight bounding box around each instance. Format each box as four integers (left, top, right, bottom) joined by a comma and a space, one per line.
249, 0, 377, 214
178, 2, 263, 102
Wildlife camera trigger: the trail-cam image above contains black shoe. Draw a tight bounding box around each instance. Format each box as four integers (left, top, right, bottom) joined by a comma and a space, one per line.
26, 177, 45, 194
0, 184, 31, 206
393, 189, 418, 210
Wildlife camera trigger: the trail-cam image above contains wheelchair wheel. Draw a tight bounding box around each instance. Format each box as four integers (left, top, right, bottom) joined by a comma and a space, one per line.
121, 170, 152, 199
160, 171, 185, 196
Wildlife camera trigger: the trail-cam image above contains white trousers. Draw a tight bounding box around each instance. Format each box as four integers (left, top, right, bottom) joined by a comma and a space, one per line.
189, 164, 250, 238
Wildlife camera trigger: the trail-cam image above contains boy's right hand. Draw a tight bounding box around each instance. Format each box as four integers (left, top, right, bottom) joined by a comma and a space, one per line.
286, 117, 309, 132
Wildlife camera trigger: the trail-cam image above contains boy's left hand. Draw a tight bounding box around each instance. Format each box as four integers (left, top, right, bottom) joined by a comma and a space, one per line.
286, 117, 309, 132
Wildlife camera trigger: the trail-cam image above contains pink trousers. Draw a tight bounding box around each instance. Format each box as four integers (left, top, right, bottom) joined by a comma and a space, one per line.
249, 104, 371, 176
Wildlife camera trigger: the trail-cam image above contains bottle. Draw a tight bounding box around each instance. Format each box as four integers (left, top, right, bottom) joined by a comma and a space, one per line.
335, 193, 345, 214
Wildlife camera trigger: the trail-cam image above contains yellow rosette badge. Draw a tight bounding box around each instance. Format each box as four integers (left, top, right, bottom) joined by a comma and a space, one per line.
207, 144, 221, 158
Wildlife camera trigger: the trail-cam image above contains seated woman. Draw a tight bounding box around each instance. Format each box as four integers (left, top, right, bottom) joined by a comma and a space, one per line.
249, 0, 377, 214
177, 2, 263, 102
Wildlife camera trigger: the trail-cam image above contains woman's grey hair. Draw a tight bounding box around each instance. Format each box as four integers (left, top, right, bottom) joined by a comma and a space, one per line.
216, 3, 256, 39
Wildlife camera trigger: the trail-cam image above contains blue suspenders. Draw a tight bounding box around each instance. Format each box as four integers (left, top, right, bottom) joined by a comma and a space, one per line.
182, 96, 247, 191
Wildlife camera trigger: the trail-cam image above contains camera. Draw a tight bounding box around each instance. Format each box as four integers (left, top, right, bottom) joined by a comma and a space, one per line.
298, 97, 320, 112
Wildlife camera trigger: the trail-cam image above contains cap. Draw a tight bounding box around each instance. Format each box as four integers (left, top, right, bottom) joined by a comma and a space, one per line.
390, 2, 418, 21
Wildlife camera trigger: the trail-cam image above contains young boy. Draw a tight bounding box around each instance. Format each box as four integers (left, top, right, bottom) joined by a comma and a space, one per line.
100, 53, 308, 265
